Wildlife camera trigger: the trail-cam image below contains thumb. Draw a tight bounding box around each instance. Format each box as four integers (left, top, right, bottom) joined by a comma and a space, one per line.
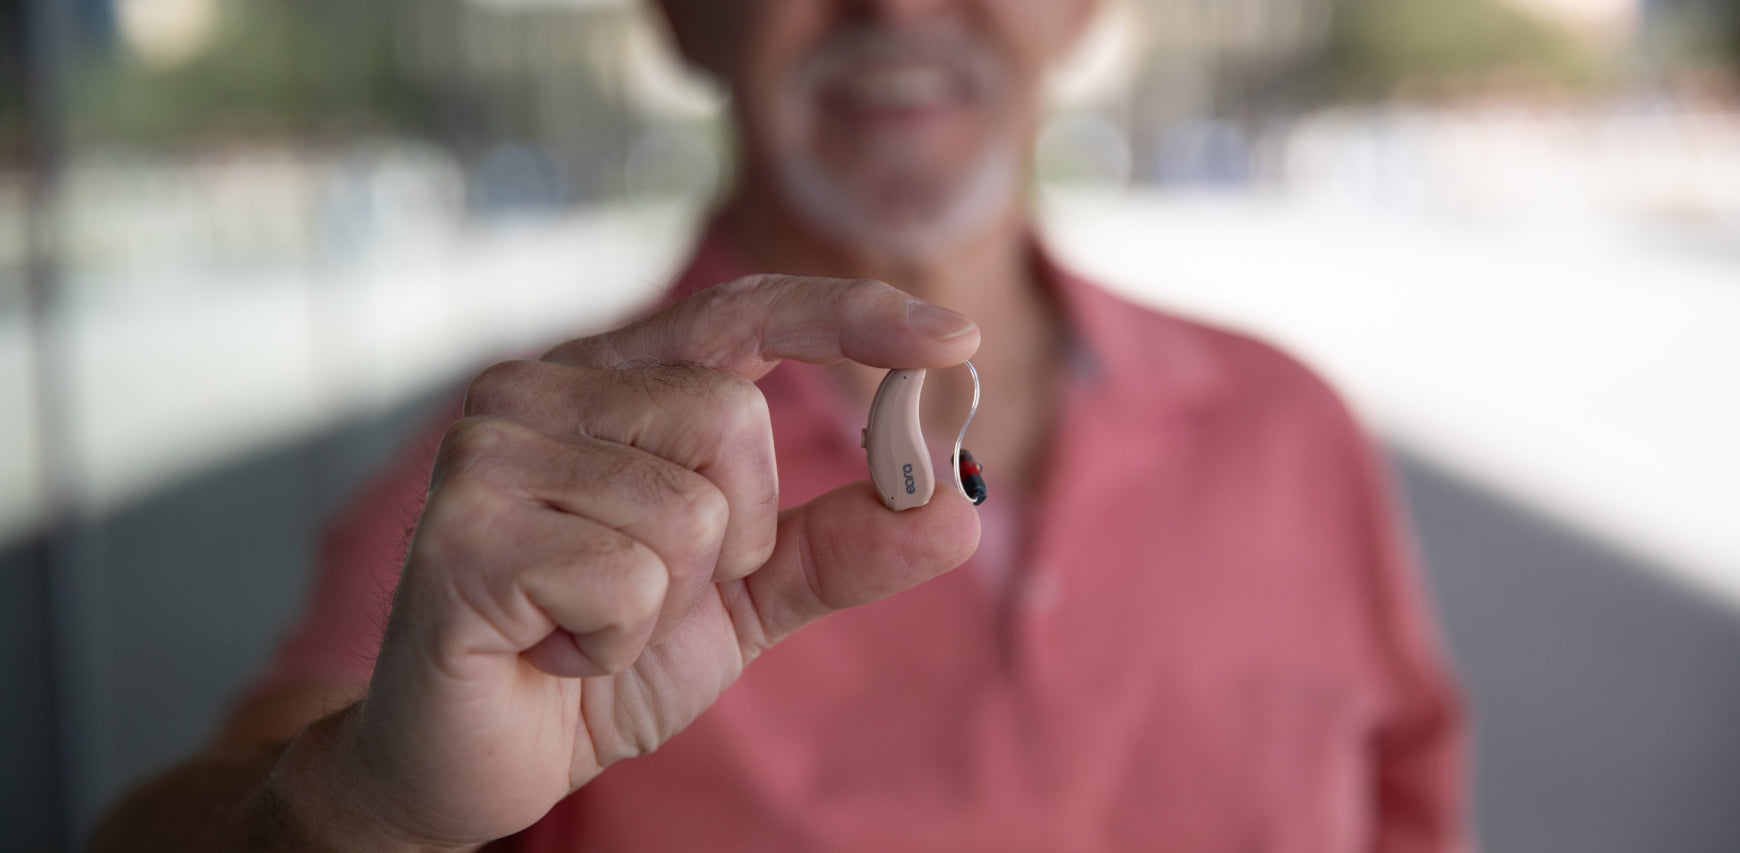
738, 482, 980, 651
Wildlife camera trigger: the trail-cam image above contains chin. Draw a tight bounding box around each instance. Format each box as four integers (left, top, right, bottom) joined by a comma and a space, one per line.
775, 143, 1019, 264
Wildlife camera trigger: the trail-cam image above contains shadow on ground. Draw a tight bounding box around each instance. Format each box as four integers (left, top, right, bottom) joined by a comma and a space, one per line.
1397, 451, 1740, 853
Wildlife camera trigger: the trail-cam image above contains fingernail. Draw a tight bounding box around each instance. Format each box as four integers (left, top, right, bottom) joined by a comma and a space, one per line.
906, 300, 976, 341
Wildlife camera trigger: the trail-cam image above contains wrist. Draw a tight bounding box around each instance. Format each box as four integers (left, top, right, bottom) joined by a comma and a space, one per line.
252, 705, 477, 853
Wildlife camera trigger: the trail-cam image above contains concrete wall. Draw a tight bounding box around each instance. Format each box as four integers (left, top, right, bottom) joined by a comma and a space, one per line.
1398, 453, 1740, 852
0, 388, 452, 851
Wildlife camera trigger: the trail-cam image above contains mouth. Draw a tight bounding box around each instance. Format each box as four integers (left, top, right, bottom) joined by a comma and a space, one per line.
820, 62, 971, 122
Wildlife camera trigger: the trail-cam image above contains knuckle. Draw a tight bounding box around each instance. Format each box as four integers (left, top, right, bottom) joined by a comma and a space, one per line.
692, 372, 771, 444
445, 414, 502, 445
712, 372, 767, 424
626, 365, 769, 448
836, 277, 895, 307
849, 277, 907, 316
672, 287, 747, 348
540, 334, 604, 365
596, 541, 666, 625
701, 274, 771, 304
672, 474, 729, 553
413, 481, 502, 564
463, 359, 540, 416
438, 416, 518, 469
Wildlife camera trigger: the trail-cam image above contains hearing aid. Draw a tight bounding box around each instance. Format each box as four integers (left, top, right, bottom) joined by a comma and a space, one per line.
860, 360, 986, 511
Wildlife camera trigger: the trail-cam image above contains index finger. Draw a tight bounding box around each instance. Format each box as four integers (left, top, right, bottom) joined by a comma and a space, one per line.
543, 275, 980, 379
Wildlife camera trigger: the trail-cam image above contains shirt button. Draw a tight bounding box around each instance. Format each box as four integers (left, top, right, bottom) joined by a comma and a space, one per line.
1021, 571, 1064, 615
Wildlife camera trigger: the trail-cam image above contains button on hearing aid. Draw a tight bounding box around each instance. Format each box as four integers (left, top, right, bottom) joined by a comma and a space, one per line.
864, 360, 985, 511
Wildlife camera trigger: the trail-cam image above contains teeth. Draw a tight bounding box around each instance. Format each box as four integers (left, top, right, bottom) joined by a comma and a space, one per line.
845, 66, 952, 109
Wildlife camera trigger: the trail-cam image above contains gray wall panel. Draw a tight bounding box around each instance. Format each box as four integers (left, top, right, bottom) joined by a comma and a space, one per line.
1400, 454, 1740, 853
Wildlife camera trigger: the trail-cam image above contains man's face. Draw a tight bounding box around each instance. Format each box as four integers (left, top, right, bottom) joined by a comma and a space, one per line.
661, 0, 1093, 258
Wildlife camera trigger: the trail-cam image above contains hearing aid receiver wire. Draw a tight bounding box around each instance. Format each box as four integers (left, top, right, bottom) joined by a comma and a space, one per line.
952, 360, 979, 501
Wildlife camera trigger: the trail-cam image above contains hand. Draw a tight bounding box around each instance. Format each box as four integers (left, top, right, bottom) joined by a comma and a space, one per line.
309, 275, 982, 848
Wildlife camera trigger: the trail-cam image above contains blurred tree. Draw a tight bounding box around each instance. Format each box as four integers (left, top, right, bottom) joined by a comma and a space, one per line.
1, 6, 23, 156
1322, 0, 1603, 99
69, 0, 429, 144
1708, 0, 1740, 72
1635, 0, 1740, 86
1731, 14, 1740, 71
58, 0, 642, 204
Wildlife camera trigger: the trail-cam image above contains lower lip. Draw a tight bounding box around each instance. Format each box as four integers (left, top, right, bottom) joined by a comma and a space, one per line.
826, 95, 966, 131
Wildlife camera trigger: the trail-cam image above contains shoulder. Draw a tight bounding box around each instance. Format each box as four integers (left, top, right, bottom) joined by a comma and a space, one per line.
1080, 280, 1360, 439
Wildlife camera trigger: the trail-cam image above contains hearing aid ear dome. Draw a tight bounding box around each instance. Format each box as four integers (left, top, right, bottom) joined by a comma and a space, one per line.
957, 449, 988, 506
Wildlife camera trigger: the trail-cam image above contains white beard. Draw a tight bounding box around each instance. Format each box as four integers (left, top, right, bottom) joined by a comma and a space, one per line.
768, 26, 1019, 263
773, 138, 1020, 263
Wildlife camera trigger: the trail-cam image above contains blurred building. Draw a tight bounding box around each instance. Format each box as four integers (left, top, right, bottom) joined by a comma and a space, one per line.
1111, 0, 1339, 184
1508, 0, 1640, 39
396, 0, 647, 206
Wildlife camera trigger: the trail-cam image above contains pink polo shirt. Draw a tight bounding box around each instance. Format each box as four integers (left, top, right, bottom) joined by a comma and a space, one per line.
254, 227, 1468, 852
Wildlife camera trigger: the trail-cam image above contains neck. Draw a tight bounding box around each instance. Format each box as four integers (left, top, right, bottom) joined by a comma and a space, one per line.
717, 173, 1035, 321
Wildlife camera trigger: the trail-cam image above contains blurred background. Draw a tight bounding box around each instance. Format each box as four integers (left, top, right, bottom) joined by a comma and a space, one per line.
2, 0, 1737, 849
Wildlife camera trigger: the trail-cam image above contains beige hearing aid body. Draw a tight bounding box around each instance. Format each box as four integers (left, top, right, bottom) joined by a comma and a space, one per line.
861, 361, 984, 512
863, 369, 935, 511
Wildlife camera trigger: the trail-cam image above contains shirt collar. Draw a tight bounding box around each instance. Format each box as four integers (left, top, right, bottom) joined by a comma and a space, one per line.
1030, 241, 1227, 423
